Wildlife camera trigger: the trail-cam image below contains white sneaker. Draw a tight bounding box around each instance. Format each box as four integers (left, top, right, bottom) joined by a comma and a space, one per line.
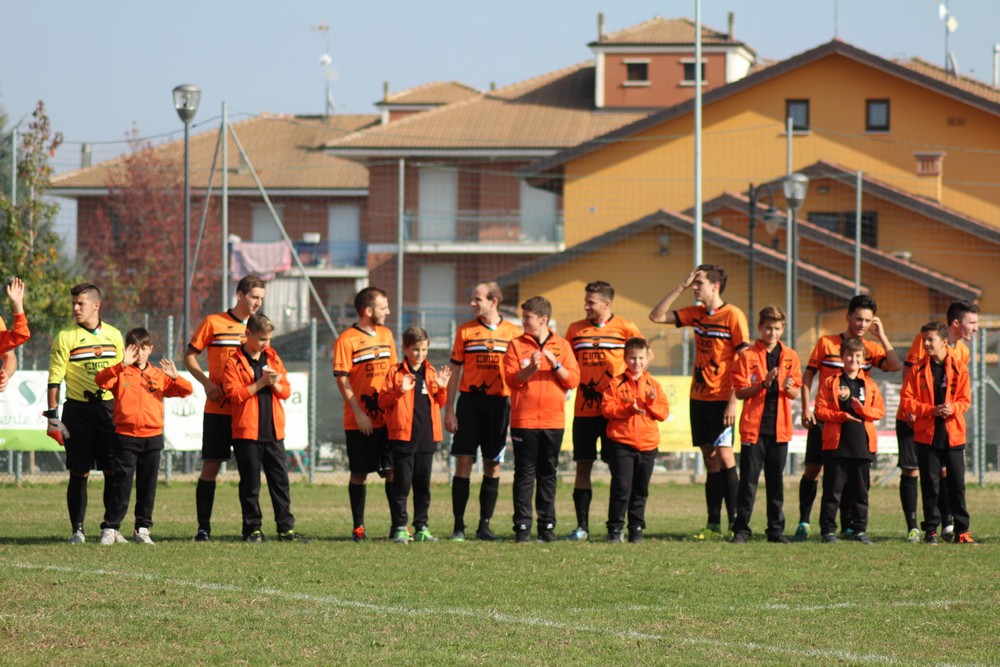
115, 530, 128, 544
68, 530, 86, 545
99, 528, 118, 546
134, 528, 155, 545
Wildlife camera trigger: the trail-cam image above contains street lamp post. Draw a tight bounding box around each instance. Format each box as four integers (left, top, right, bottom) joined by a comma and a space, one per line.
747, 182, 781, 321
173, 84, 201, 344
782, 173, 809, 346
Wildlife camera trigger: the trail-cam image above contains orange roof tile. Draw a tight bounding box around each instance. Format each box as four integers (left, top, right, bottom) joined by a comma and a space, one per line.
327, 62, 650, 153
895, 57, 1000, 106
593, 16, 739, 46
381, 81, 481, 106
52, 114, 379, 192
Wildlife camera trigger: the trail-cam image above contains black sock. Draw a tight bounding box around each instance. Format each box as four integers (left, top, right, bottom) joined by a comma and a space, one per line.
799, 476, 818, 524
900, 476, 919, 531
706, 471, 723, 525
938, 477, 953, 526
479, 477, 500, 525
384, 479, 394, 519
572, 488, 592, 531
196, 478, 216, 532
452, 476, 470, 532
722, 466, 739, 527
348, 483, 366, 529
67, 475, 87, 531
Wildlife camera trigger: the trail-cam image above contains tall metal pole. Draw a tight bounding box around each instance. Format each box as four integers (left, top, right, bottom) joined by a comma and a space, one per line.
693, 0, 703, 268
396, 158, 405, 342
854, 170, 862, 293
790, 204, 799, 346
183, 120, 192, 343
309, 317, 317, 484
785, 116, 793, 344
748, 183, 757, 320
222, 102, 229, 309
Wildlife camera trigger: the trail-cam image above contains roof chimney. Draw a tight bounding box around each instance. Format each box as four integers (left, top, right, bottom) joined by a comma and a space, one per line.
383, 81, 390, 103
727, 11, 735, 39
80, 143, 92, 168
597, 12, 605, 41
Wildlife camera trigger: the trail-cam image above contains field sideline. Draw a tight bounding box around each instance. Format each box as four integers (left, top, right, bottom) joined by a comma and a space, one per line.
1, 482, 997, 665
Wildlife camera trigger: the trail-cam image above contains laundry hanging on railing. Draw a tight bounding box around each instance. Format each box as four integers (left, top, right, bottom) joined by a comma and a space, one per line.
230, 241, 292, 281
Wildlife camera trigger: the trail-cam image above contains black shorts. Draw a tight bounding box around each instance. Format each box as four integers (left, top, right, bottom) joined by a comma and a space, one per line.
572, 416, 607, 462
62, 400, 116, 473
201, 412, 234, 461
450, 393, 510, 463
346, 427, 392, 477
896, 419, 918, 470
689, 399, 728, 447
804, 422, 825, 466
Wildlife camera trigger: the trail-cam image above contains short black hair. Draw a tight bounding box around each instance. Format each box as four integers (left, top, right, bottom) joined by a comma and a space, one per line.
125, 327, 152, 348
71, 283, 102, 301
354, 287, 387, 316
585, 281, 614, 302
697, 264, 728, 294
520, 296, 552, 320
946, 299, 979, 326
921, 321, 948, 340
847, 294, 877, 315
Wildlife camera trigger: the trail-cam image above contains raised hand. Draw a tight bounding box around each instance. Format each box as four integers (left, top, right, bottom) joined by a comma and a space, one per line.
6, 278, 25, 314
400, 373, 416, 393
437, 365, 452, 385
159, 358, 179, 379
122, 344, 139, 367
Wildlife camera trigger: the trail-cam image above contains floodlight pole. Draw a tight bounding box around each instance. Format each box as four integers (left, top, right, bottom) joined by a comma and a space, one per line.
173, 84, 201, 343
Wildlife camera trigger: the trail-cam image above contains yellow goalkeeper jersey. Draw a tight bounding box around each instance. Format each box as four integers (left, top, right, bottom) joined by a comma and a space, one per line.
48, 321, 124, 402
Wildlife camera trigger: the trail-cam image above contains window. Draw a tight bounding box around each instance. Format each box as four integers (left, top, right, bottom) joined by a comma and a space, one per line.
682, 61, 706, 84
786, 99, 810, 132
808, 211, 878, 247
625, 61, 649, 84
866, 99, 890, 132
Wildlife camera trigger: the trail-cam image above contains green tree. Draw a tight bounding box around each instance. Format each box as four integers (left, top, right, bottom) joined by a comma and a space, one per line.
0, 101, 79, 366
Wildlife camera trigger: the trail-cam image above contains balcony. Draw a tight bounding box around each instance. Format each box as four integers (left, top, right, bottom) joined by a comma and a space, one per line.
231, 238, 368, 279
401, 210, 564, 253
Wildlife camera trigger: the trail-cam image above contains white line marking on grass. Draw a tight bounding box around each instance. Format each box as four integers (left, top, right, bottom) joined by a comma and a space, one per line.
6, 561, 974, 665
752, 599, 966, 612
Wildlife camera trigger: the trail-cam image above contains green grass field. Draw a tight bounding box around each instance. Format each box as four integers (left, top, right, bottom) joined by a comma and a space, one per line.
0, 481, 997, 665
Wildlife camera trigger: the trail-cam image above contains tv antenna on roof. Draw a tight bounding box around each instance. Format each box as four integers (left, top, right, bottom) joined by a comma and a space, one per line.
938, 1, 959, 76
311, 22, 337, 116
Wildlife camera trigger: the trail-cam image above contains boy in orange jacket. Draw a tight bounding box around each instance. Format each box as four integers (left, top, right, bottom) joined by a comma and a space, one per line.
223, 314, 306, 543
379, 327, 451, 543
900, 321, 974, 544
95, 328, 193, 545
731, 306, 802, 544
814, 337, 886, 544
503, 296, 580, 542
600, 337, 668, 543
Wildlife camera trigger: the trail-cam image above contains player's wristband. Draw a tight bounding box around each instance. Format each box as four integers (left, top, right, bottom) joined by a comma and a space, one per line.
43, 409, 58, 419
553, 362, 562, 371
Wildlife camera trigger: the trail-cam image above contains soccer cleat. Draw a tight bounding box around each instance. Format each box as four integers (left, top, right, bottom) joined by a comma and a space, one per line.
731, 532, 750, 544
627, 528, 644, 544
392, 528, 410, 544
68, 530, 86, 545
691, 524, 723, 541
767, 534, 791, 544
449, 529, 466, 542
840, 527, 856, 541
277, 530, 310, 543
792, 522, 811, 542
564, 526, 589, 542
243, 530, 265, 543
606, 530, 624, 543
923, 530, 938, 545
351, 525, 367, 542
536, 529, 557, 543
854, 532, 873, 546
821, 533, 838, 543
942, 525, 955, 543
414, 527, 438, 542
514, 530, 532, 543
906, 528, 921, 543
475, 525, 499, 541
134, 528, 155, 545
956, 531, 975, 544
99, 528, 118, 546
194, 529, 211, 542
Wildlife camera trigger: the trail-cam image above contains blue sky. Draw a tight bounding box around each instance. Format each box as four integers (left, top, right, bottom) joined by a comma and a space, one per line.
2, 0, 999, 169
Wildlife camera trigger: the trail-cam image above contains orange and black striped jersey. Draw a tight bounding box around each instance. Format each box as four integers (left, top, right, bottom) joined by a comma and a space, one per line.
333, 324, 398, 430
565, 315, 643, 417
895, 333, 969, 421
449, 318, 521, 397
674, 303, 750, 401
48, 320, 124, 402
188, 310, 248, 415
806, 334, 887, 403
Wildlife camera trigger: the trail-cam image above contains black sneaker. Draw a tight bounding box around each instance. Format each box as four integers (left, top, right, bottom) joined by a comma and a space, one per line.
767, 534, 791, 544
924, 530, 939, 545
243, 530, 266, 543
606, 530, 624, 543
193, 529, 210, 542
731, 532, 751, 544
475, 525, 499, 541
821, 533, 838, 543
278, 530, 310, 543
536, 529, 557, 543
627, 528, 644, 544
855, 532, 873, 545
514, 530, 532, 543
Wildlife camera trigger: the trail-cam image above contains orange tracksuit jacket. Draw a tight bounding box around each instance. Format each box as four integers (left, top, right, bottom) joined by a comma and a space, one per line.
503, 330, 580, 429
223, 347, 291, 441
900, 351, 970, 447
378, 360, 447, 443
95, 362, 193, 437
601, 371, 669, 451
732, 340, 802, 444
814, 373, 885, 453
